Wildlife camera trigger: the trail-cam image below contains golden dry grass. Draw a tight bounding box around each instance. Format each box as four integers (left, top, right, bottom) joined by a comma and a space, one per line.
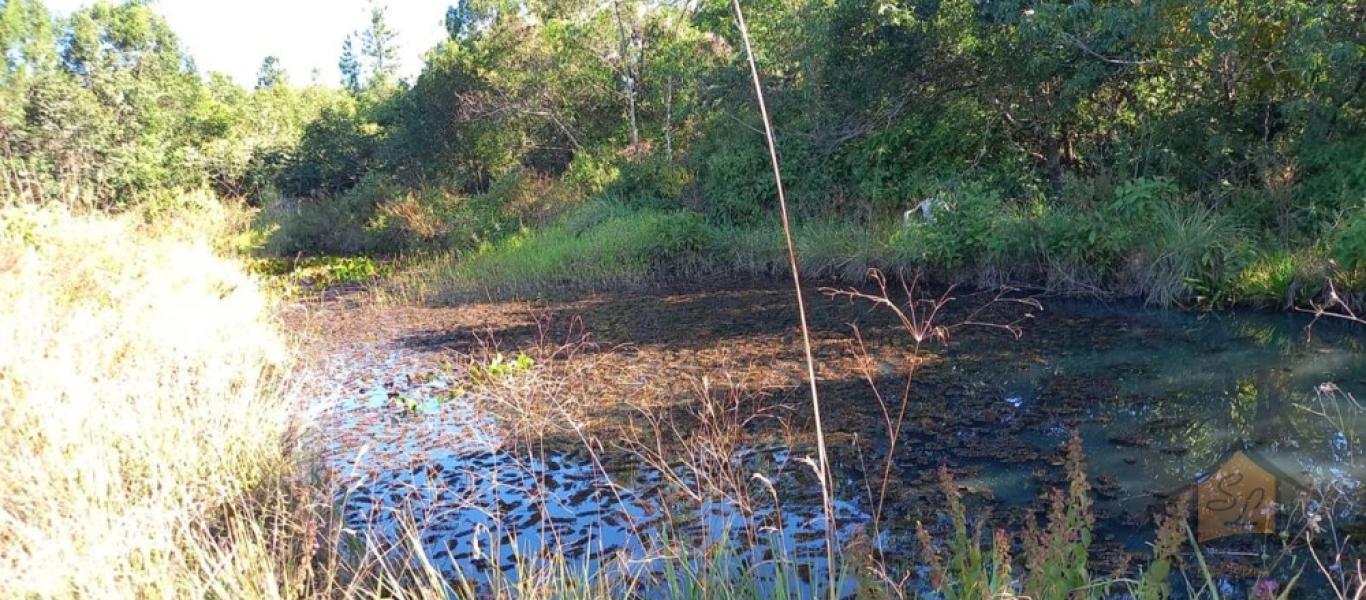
0, 202, 298, 598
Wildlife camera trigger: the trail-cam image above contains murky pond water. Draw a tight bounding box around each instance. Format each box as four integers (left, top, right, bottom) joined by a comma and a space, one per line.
939, 301, 1365, 543
317, 355, 869, 595
310, 285, 1364, 595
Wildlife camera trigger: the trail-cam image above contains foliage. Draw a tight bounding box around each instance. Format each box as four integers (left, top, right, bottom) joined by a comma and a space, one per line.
696, 132, 775, 225
0, 1, 346, 207
604, 155, 694, 207
2, 0, 1363, 308
1333, 208, 1366, 275
468, 351, 536, 385
894, 184, 1026, 271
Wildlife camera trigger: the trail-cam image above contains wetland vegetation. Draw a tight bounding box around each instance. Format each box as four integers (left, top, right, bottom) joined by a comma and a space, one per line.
1, 0, 1363, 598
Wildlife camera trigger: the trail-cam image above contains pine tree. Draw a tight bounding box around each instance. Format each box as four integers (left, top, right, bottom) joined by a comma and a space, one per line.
338, 34, 361, 93
360, 2, 398, 85
255, 55, 285, 90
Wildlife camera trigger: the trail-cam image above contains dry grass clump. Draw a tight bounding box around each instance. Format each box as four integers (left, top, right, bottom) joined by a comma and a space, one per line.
0, 204, 296, 597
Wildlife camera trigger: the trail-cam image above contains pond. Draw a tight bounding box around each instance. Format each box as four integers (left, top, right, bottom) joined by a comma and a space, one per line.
310, 282, 1365, 596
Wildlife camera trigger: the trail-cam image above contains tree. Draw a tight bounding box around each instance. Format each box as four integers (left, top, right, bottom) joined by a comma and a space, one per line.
255, 55, 286, 90
0, 0, 57, 81
360, 2, 400, 85
339, 35, 361, 93
445, 0, 471, 40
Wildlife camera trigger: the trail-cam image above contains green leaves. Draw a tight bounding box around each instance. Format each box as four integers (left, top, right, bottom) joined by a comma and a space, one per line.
468, 351, 536, 385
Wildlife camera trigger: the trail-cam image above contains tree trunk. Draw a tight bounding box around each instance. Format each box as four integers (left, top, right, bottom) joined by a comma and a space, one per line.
1046, 134, 1064, 199
664, 76, 674, 160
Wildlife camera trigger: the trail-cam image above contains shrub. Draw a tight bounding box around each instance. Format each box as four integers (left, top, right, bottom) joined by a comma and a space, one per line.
277, 100, 378, 198
1333, 207, 1366, 274
1094, 176, 1179, 260
842, 98, 1005, 214
1039, 176, 1180, 281
367, 192, 450, 252
479, 168, 570, 226
561, 150, 620, 196
893, 183, 1027, 272
697, 139, 774, 226
256, 195, 370, 255
603, 155, 694, 206
1300, 138, 1366, 218
1038, 205, 1101, 270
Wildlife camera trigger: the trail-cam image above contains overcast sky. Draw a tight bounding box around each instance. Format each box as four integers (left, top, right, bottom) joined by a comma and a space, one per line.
45, 0, 453, 87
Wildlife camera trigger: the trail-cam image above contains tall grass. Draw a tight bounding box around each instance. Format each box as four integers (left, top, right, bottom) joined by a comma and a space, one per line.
1139, 202, 1244, 307
405, 185, 1357, 310
0, 202, 299, 597
729, 2, 840, 595
429, 203, 715, 300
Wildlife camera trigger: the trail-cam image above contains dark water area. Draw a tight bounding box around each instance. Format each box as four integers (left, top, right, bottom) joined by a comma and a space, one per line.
312, 285, 1365, 596
1033, 302, 1362, 529
316, 355, 870, 595
919, 299, 1365, 545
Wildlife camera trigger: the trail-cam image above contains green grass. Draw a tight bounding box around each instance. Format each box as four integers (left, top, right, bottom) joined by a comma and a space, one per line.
431, 202, 716, 299
422, 196, 1356, 310
250, 255, 390, 295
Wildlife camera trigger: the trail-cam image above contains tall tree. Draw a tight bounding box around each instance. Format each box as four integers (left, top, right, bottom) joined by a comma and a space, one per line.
338, 34, 361, 93
360, 2, 400, 85
0, 0, 57, 80
255, 55, 286, 90
445, 0, 470, 40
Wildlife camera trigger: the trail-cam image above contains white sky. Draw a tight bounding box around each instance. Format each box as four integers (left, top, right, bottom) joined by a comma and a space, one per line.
45, 0, 453, 87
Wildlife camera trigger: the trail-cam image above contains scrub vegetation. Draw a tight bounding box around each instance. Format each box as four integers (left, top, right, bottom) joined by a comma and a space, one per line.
5, 0, 1364, 307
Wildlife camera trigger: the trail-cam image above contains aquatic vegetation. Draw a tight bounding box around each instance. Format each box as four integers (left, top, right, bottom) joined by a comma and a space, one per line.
468, 351, 536, 385
251, 255, 389, 294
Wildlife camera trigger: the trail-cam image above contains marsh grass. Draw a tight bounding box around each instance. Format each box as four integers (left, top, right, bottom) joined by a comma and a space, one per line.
428, 206, 715, 301
408, 193, 1358, 311
1138, 202, 1245, 307
0, 203, 295, 596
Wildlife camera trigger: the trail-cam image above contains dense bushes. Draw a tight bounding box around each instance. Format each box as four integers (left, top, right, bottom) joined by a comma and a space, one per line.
235, 0, 1360, 308
4, 0, 1360, 308
1335, 208, 1366, 278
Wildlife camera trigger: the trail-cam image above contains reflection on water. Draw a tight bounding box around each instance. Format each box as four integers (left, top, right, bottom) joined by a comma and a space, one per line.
983, 302, 1364, 547
311, 298, 1363, 593
318, 360, 868, 595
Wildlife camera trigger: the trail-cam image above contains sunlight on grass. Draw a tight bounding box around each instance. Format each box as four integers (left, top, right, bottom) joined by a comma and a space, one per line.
0, 204, 295, 596
431, 204, 714, 300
